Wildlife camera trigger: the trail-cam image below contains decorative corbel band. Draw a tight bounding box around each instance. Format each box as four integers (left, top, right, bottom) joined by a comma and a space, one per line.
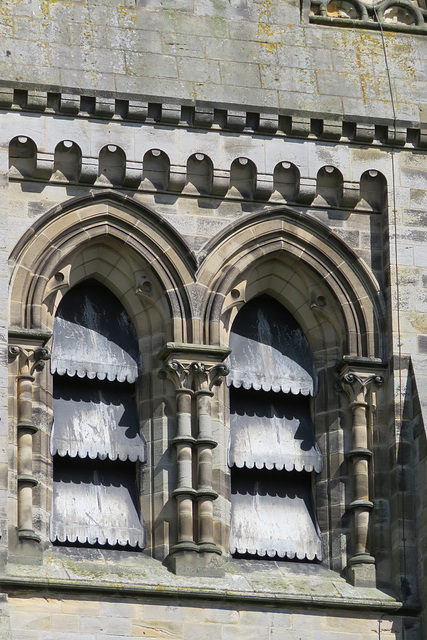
159, 344, 229, 562
336, 356, 386, 587
8, 339, 51, 543
1, 84, 422, 148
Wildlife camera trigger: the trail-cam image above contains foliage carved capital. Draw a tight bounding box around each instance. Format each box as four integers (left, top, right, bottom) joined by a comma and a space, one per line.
8, 345, 51, 377
159, 360, 229, 392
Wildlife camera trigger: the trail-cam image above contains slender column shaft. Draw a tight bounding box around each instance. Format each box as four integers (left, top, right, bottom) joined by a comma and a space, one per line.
17, 374, 34, 426
176, 496, 194, 543
199, 496, 214, 545
176, 391, 192, 439
349, 395, 371, 557
176, 443, 193, 490
195, 391, 217, 547
175, 390, 195, 545
197, 393, 213, 489
9, 343, 50, 544
351, 400, 368, 450
198, 444, 213, 491
354, 508, 370, 556
353, 457, 369, 501
17, 373, 36, 534
17, 429, 33, 478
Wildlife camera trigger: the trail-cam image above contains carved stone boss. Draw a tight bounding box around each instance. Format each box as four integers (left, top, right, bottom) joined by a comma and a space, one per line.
9, 341, 50, 542
159, 345, 229, 557
337, 358, 385, 580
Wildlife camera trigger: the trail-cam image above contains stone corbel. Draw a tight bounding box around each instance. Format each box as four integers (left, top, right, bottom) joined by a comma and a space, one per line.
336, 356, 386, 588
8, 331, 51, 545
158, 343, 230, 576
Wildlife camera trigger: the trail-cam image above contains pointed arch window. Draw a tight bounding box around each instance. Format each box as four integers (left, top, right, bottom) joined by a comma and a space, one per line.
228, 295, 323, 561
50, 280, 146, 548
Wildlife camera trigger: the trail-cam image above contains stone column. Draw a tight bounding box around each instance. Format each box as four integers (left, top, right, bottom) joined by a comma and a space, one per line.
159, 343, 230, 576
337, 357, 385, 588
158, 361, 198, 555
191, 363, 228, 554
8, 342, 50, 545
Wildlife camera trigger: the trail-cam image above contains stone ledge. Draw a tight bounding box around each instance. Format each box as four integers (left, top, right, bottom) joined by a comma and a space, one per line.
0, 574, 414, 613
0, 548, 419, 613
0, 84, 422, 148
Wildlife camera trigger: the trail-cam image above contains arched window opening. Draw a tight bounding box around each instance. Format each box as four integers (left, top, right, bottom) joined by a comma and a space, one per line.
358, 170, 387, 213
186, 153, 213, 194
9, 136, 37, 178
315, 165, 343, 207
228, 295, 323, 561
98, 145, 126, 186
229, 157, 256, 199
50, 279, 146, 549
142, 149, 170, 190
273, 162, 300, 201
53, 140, 82, 182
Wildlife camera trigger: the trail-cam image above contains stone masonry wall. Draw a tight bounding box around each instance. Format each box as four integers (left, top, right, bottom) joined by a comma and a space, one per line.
7, 594, 410, 640
0, 0, 425, 123
2, 1, 427, 638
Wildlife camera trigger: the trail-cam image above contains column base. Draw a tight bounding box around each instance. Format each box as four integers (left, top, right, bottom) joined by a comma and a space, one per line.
169, 548, 224, 577
347, 554, 376, 588
197, 542, 222, 555
8, 528, 42, 564
18, 529, 41, 543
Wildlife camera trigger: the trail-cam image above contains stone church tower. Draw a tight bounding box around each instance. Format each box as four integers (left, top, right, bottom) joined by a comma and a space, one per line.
1, 0, 427, 638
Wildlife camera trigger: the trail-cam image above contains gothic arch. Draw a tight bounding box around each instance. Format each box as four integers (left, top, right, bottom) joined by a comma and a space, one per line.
198, 207, 386, 361
198, 207, 387, 572
9, 191, 196, 344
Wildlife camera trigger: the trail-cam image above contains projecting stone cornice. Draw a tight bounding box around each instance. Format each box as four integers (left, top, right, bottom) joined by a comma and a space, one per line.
0, 84, 424, 148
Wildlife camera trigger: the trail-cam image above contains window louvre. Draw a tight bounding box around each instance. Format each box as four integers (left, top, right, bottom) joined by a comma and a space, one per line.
230, 468, 323, 560
51, 283, 140, 383
51, 379, 145, 462
229, 388, 322, 473
50, 280, 146, 548
229, 296, 322, 560
51, 460, 145, 548
228, 299, 317, 395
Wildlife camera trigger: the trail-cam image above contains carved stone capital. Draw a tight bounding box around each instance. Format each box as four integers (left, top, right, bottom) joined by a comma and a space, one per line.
159, 360, 229, 392
158, 342, 230, 392
336, 357, 386, 404
158, 360, 191, 390
191, 362, 229, 393
209, 363, 229, 388
8, 345, 51, 376
339, 371, 384, 403
189, 362, 209, 392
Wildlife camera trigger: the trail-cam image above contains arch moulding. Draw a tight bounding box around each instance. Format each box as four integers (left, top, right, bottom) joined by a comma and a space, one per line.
9, 191, 196, 344
198, 207, 386, 360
